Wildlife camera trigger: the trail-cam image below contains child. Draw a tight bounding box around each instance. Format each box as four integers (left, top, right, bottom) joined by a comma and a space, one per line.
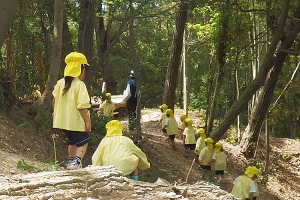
198, 137, 214, 180
212, 142, 227, 185
92, 120, 150, 181
97, 93, 115, 118
158, 104, 168, 141
194, 128, 206, 160
178, 114, 187, 142
227, 166, 260, 200
182, 118, 197, 158
161, 109, 178, 149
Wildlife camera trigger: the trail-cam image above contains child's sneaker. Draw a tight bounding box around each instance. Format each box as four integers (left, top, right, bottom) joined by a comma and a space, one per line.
66, 157, 82, 170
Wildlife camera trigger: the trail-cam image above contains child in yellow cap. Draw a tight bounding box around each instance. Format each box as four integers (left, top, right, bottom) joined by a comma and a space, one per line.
97, 93, 115, 118
212, 142, 227, 185
178, 114, 187, 142
158, 104, 168, 142
161, 109, 178, 149
92, 120, 150, 180
198, 137, 214, 180
227, 166, 260, 200
194, 128, 206, 161
52, 52, 91, 170
182, 118, 197, 158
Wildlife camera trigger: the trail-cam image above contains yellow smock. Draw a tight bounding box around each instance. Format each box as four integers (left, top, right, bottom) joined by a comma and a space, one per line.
100, 101, 115, 117
213, 151, 227, 170
231, 175, 255, 200
161, 113, 167, 128
165, 117, 178, 135
198, 147, 214, 166
183, 127, 196, 144
194, 137, 206, 155
52, 77, 91, 131
92, 135, 150, 175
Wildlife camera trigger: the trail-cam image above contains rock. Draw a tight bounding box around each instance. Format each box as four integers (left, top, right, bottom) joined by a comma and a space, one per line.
0, 165, 239, 200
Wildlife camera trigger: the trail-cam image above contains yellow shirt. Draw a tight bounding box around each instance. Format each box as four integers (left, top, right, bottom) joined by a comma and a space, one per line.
194, 137, 206, 155
183, 127, 196, 144
165, 118, 178, 135
198, 147, 214, 166
100, 101, 115, 117
52, 77, 91, 131
212, 151, 227, 170
92, 135, 150, 175
161, 113, 167, 128
231, 175, 255, 200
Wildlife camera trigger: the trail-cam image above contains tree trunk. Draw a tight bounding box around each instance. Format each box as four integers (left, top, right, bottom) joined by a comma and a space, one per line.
78, 0, 95, 89
34, 0, 63, 123
163, 0, 188, 111
34, 38, 46, 94
210, 0, 300, 141
0, 0, 19, 48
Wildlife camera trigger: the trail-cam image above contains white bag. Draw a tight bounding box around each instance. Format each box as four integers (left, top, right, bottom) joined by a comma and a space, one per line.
122, 84, 131, 102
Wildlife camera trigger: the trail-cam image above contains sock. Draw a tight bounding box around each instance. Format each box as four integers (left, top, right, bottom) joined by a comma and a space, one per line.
129, 175, 138, 181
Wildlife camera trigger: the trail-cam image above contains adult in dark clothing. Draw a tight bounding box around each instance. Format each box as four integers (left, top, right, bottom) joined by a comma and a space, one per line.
125, 71, 137, 130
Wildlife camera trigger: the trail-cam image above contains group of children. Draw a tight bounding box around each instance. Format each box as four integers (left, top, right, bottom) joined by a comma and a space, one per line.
158, 104, 260, 200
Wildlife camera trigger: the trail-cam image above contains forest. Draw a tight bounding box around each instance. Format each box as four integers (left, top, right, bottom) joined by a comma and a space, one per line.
0, 0, 300, 168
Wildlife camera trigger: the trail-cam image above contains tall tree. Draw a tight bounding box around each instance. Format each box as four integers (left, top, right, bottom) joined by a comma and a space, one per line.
34, 0, 63, 122
163, 0, 188, 110
0, 0, 19, 48
210, 0, 300, 142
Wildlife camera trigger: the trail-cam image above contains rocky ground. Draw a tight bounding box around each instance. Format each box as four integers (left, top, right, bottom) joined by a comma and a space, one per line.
0, 107, 299, 199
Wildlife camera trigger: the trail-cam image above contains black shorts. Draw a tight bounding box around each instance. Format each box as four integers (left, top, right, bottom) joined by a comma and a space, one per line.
200, 164, 211, 170
184, 144, 196, 150
215, 170, 224, 175
64, 130, 90, 147
169, 135, 175, 140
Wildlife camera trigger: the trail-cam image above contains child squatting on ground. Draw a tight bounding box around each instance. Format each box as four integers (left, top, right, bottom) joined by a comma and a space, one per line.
182, 118, 197, 158
227, 166, 260, 200
161, 109, 178, 149
92, 120, 150, 180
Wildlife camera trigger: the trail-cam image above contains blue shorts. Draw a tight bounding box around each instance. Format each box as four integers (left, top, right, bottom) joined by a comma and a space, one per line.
64, 130, 90, 147
215, 170, 224, 175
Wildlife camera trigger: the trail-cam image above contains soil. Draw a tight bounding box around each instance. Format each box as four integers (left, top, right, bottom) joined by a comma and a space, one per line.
0, 107, 299, 200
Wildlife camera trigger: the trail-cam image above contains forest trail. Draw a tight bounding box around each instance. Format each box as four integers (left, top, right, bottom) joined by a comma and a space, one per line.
0, 108, 299, 199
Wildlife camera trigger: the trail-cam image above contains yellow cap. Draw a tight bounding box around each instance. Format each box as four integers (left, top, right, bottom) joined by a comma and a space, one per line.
165, 109, 173, 115
244, 166, 259, 178
180, 114, 187, 121
214, 142, 223, 152
205, 138, 213, 143
64, 52, 90, 77
159, 104, 168, 112
185, 118, 193, 128
105, 120, 123, 137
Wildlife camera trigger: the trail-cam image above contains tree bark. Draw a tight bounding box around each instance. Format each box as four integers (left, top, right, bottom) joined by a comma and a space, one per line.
0, 0, 19, 48
163, 0, 188, 110
210, 0, 300, 141
34, 0, 63, 122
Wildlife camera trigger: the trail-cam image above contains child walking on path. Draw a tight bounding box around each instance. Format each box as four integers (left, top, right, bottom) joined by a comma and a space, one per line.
212, 142, 227, 185
178, 114, 187, 142
194, 128, 206, 161
161, 109, 178, 149
198, 137, 214, 180
158, 104, 168, 142
182, 118, 197, 158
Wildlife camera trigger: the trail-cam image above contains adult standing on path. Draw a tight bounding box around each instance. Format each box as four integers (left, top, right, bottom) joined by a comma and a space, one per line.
52, 52, 91, 170
123, 70, 137, 130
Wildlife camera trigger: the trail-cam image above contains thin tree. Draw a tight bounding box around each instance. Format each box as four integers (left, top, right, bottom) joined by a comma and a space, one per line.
163, 0, 188, 110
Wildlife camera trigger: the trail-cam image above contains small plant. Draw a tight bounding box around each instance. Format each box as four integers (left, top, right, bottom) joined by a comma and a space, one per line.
17, 159, 42, 172
49, 134, 60, 170
91, 113, 112, 135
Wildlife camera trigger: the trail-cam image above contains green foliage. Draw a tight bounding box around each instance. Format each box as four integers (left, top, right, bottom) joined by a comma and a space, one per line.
17, 159, 42, 172
91, 113, 112, 135
225, 127, 239, 145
